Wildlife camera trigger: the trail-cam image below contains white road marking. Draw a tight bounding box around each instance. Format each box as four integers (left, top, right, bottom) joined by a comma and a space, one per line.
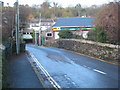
28, 51, 61, 89
83, 65, 87, 67
64, 75, 67, 77
83, 65, 91, 69
72, 82, 76, 85
67, 78, 70, 80
93, 69, 106, 75
82, 65, 106, 75
87, 67, 91, 69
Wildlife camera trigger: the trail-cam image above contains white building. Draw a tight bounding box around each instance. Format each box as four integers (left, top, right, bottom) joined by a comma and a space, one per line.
22, 19, 55, 43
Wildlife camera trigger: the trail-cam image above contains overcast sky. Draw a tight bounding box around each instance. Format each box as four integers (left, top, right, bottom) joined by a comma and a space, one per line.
2, 0, 116, 7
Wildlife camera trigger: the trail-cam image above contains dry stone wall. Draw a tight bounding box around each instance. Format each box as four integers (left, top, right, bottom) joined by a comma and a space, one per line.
45, 39, 120, 62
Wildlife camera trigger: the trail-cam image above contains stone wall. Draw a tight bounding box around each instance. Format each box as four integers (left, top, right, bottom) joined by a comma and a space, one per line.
45, 39, 120, 63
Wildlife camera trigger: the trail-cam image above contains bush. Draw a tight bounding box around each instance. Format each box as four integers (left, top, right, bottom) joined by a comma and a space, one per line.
3, 40, 26, 56
3, 40, 12, 58
96, 27, 107, 43
72, 34, 83, 39
2, 40, 12, 88
12, 41, 26, 53
88, 27, 107, 43
20, 42, 26, 52
2, 50, 9, 88
88, 29, 97, 41
58, 30, 73, 39
2, 41, 26, 88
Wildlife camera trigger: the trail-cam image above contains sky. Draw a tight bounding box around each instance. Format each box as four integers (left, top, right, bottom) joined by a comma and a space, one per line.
2, 0, 116, 7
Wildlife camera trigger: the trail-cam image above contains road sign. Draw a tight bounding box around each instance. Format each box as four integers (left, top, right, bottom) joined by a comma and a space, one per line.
52, 27, 60, 31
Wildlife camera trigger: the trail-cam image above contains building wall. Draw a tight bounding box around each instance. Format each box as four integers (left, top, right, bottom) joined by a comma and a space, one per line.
28, 23, 52, 32
54, 31, 59, 39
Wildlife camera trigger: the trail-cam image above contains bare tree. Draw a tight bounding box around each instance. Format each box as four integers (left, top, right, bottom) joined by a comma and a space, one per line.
94, 2, 120, 44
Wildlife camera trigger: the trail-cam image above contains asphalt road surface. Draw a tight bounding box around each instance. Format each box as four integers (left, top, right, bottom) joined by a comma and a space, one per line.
26, 44, 119, 88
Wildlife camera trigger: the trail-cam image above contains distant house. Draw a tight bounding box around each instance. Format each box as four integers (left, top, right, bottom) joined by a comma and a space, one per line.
22, 19, 55, 43
52, 17, 95, 39
21, 29, 33, 43
28, 19, 54, 32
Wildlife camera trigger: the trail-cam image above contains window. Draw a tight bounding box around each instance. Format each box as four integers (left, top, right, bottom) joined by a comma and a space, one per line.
46, 33, 52, 37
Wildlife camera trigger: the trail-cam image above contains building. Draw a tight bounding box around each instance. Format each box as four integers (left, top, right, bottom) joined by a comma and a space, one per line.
22, 19, 55, 43
52, 17, 95, 39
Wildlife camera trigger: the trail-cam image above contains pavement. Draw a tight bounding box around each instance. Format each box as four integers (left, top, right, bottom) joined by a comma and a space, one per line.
26, 44, 120, 88
7, 53, 43, 88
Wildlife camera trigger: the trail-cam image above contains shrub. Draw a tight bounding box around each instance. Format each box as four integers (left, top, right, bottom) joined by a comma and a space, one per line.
20, 42, 26, 52
58, 30, 73, 39
96, 27, 107, 43
88, 27, 107, 43
72, 34, 83, 39
88, 29, 97, 41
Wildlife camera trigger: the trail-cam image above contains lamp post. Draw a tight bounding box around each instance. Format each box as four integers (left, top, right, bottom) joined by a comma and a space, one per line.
39, 13, 41, 46
0, 1, 3, 43
0, 1, 3, 14
15, 0, 20, 54
35, 31, 37, 45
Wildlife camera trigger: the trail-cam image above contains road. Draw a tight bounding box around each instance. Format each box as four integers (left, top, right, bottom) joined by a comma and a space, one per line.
26, 44, 119, 88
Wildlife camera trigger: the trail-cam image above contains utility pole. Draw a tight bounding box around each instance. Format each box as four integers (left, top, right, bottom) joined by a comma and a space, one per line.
35, 31, 37, 45
15, 0, 20, 54
39, 13, 41, 46
78, 11, 80, 17
0, 1, 3, 43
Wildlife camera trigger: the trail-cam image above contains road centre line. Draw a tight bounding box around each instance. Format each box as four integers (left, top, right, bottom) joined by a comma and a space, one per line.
87, 67, 91, 69
72, 82, 76, 85
83, 65, 87, 67
67, 78, 70, 80
82, 64, 107, 75
28, 51, 61, 89
93, 69, 106, 75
